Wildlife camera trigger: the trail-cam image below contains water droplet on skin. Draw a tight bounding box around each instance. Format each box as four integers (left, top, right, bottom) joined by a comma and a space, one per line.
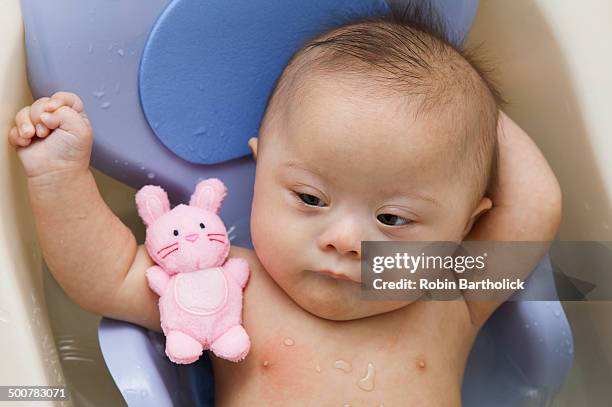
147, 172, 156, 180
315, 365, 321, 373
554, 310, 561, 318
357, 362, 376, 392
417, 360, 426, 369
117, 49, 125, 57
262, 360, 270, 367
101, 102, 111, 109
140, 165, 145, 170
283, 337, 294, 346
334, 359, 352, 373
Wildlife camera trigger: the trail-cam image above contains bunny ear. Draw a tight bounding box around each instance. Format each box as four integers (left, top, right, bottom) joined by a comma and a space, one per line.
190, 178, 227, 214
135, 185, 170, 227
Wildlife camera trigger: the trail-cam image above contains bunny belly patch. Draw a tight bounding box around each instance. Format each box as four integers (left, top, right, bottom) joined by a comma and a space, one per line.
174, 268, 228, 315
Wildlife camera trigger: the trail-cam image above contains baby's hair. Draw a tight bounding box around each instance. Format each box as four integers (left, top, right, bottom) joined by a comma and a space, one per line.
261, 0, 504, 202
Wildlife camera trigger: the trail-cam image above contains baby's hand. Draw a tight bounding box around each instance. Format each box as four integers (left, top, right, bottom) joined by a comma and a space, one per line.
7, 92, 93, 181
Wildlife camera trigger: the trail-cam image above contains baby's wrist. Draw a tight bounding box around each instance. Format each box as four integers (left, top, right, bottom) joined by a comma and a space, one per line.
26, 165, 92, 192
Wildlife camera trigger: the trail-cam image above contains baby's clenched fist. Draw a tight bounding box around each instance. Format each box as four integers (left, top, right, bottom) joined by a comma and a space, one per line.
8, 91, 93, 181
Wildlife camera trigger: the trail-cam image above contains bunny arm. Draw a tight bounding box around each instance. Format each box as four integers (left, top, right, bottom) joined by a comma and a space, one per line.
146, 265, 170, 296
223, 257, 250, 288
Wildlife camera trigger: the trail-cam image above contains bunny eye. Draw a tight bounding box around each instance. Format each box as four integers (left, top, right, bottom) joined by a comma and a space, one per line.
199, 223, 205, 229
173, 229, 179, 236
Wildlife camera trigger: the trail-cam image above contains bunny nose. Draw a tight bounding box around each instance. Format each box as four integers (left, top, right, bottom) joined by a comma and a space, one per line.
185, 233, 199, 242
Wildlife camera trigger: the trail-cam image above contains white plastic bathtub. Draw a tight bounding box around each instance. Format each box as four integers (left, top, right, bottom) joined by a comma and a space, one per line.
467, 2, 612, 404
1, 0, 611, 405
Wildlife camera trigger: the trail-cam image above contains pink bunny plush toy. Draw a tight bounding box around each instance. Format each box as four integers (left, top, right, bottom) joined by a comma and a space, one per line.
135, 178, 250, 364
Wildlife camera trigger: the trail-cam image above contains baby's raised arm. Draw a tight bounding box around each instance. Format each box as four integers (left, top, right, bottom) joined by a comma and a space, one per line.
465, 112, 562, 325
8, 92, 161, 331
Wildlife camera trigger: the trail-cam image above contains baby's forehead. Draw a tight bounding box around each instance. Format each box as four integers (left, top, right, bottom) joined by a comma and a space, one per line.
276, 72, 460, 150
280, 91, 453, 172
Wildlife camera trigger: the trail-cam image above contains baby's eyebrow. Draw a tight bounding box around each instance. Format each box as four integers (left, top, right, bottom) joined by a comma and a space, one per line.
281, 160, 325, 178
408, 192, 441, 207
379, 188, 442, 208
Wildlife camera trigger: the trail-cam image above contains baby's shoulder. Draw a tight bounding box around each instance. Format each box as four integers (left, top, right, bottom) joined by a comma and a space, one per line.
228, 245, 306, 321
228, 246, 280, 297
228, 245, 260, 267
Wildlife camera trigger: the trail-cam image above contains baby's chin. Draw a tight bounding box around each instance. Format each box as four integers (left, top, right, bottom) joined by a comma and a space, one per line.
282, 270, 409, 321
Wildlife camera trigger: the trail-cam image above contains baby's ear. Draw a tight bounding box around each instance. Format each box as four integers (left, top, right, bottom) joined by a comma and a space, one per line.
135, 185, 170, 227
190, 178, 227, 214
248, 137, 258, 161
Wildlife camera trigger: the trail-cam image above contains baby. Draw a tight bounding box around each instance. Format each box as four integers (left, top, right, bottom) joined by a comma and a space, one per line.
8, 6, 561, 407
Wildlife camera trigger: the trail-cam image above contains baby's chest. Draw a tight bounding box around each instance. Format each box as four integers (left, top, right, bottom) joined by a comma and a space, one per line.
217, 322, 454, 407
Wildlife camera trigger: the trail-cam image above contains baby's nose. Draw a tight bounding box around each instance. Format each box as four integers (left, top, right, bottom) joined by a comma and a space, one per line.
184, 233, 199, 243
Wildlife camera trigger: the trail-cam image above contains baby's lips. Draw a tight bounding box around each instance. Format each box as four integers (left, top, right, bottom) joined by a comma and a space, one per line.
316, 269, 362, 283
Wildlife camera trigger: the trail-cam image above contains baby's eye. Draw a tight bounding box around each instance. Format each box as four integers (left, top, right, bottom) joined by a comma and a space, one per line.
377, 213, 411, 226
173, 229, 179, 236
297, 192, 326, 207
199, 222, 205, 229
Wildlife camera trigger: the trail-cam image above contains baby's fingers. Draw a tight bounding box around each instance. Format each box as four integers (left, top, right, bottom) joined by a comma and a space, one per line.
15, 106, 35, 139
40, 106, 91, 139
46, 91, 84, 113
29, 97, 52, 138
8, 126, 31, 147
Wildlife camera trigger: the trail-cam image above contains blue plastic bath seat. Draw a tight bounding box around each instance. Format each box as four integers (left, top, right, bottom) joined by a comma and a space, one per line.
139, 0, 389, 164
20, 0, 573, 406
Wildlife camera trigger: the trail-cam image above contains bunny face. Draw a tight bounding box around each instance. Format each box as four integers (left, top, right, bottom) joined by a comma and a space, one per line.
136, 179, 230, 274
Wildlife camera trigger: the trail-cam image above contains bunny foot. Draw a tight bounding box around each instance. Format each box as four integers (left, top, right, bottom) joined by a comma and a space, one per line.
165, 330, 203, 364
210, 325, 250, 362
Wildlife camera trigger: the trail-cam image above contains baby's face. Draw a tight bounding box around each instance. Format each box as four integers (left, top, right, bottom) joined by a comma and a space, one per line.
251, 75, 489, 320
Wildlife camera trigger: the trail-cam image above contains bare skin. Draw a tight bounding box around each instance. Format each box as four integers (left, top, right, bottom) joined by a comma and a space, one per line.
8, 92, 560, 406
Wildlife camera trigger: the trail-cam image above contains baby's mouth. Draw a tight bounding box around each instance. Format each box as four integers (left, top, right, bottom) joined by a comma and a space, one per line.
314, 269, 361, 284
